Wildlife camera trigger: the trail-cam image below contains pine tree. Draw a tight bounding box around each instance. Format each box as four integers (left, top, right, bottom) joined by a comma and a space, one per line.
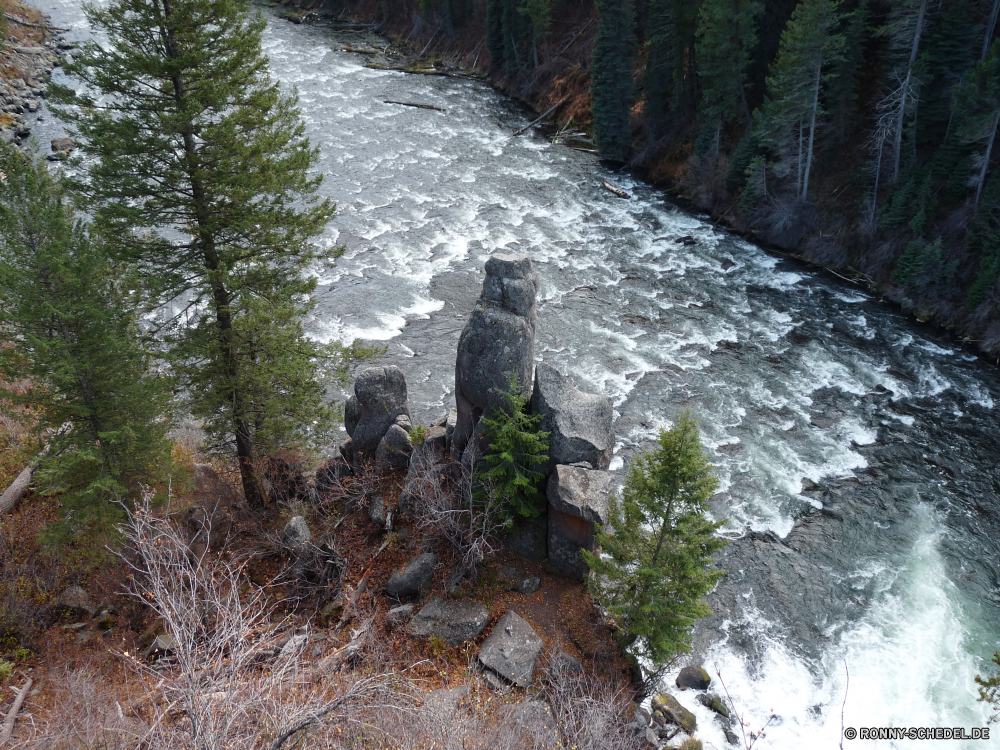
592, 0, 637, 161
976, 651, 1000, 723
583, 412, 727, 674
696, 0, 761, 133
50, 0, 342, 507
955, 41, 1000, 210
0, 145, 169, 526
477, 373, 550, 523
644, 0, 703, 129
755, 0, 844, 201
487, 0, 505, 72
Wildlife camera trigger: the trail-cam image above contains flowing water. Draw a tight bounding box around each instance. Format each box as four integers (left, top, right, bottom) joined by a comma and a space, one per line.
27, 3, 1000, 746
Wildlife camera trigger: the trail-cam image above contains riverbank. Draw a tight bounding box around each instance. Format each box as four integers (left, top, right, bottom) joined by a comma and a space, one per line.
288, 0, 1000, 365
0, 1, 64, 147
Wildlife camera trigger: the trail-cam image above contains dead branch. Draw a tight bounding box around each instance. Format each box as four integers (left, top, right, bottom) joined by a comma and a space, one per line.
0, 677, 33, 745
0, 442, 52, 515
512, 97, 568, 137
383, 100, 446, 112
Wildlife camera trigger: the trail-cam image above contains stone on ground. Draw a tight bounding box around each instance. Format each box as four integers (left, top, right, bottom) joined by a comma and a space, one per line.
57, 585, 96, 617
477, 610, 544, 688
408, 597, 489, 645
385, 552, 437, 600
281, 516, 312, 551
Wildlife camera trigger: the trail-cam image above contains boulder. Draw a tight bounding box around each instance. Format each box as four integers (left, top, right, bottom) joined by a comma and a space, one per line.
548, 650, 583, 676
408, 597, 489, 645
385, 552, 437, 600
282, 516, 312, 551
546, 465, 613, 579
50, 136, 74, 153
697, 693, 730, 719
651, 692, 697, 734
530, 363, 614, 473
676, 665, 712, 691
423, 685, 471, 719
374, 422, 413, 473
144, 633, 177, 660
385, 603, 415, 630
513, 577, 541, 595
315, 451, 352, 495
478, 611, 544, 688
506, 514, 548, 563
452, 253, 538, 457
57, 586, 96, 617
348, 366, 411, 466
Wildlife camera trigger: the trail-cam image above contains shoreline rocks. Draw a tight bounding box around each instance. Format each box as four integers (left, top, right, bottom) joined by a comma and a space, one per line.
1, 18, 62, 148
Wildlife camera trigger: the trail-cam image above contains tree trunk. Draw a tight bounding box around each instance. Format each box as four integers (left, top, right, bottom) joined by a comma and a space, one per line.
159, 0, 264, 508
984, 0, 1000, 61
803, 65, 822, 201
892, 0, 928, 182
0, 466, 34, 515
975, 109, 1000, 211
0, 677, 32, 745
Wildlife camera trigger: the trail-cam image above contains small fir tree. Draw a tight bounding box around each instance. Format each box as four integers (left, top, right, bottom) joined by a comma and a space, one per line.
477, 372, 550, 523
976, 651, 1000, 723
591, 0, 637, 161
584, 412, 727, 675
0, 145, 169, 526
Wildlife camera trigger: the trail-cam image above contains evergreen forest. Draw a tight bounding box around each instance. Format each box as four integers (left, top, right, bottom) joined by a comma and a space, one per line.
354, 0, 1000, 353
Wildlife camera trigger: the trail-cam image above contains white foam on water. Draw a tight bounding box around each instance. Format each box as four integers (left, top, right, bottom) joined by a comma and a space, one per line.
694, 515, 992, 749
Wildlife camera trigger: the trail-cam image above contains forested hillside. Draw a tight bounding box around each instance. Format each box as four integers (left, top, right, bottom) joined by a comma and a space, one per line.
326, 0, 1000, 356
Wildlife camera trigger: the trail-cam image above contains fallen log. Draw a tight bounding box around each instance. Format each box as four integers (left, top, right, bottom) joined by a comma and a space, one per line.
512, 97, 568, 137
383, 100, 446, 112
601, 180, 632, 199
0, 677, 33, 745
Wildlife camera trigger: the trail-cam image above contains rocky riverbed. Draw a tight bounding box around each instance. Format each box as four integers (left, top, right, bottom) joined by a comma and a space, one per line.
1, 9, 73, 151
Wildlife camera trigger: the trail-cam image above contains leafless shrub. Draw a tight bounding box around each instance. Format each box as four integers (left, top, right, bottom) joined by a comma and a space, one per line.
406, 445, 508, 577
20, 668, 143, 750
539, 658, 645, 750
109, 490, 404, 750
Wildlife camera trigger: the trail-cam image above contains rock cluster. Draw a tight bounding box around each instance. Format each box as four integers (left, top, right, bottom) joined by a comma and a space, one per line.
1, 27, 71, 147
341, 365, 413, 470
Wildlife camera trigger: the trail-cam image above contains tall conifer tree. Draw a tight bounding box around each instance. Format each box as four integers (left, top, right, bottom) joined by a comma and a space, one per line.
0, 146, 169, 522
592, 0, 637, 161
50, 0, 340, 507
755, 0, 844, 201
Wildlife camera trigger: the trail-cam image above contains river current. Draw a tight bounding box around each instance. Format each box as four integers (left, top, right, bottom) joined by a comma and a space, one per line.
27, 2, 1000, 746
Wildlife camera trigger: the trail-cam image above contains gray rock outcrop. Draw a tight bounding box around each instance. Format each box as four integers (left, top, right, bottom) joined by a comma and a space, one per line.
408, 597, 489, 645
531, 363, 614, 474
385, 552, 437, 600
546, 465, 613, 579
452, 253, 538, 457
345, 366, 411, 466
386, 603, 415, 629
478, 610, 544, 688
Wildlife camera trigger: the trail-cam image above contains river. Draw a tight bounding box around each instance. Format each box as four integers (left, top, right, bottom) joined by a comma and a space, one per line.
26, 2, 1000, 746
